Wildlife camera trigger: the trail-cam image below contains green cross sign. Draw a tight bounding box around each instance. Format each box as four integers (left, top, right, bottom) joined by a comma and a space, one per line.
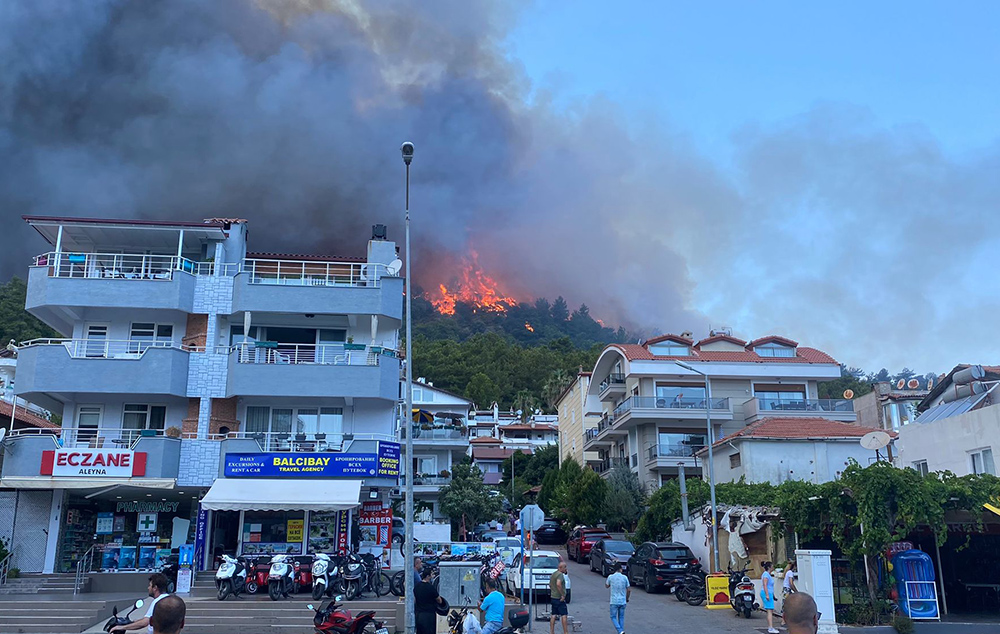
139, 514, 156, 531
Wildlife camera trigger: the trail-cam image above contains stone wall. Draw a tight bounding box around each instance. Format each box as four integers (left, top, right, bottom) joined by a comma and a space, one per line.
177, 439, 221, 487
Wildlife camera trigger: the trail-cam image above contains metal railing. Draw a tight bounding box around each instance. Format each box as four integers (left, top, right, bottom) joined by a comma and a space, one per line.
226, 430, 345, 452
33, 252, 209, 280
19, 338, 185, 359
229, 342, 383, 366
400, 475, 452, 486
0, 550, 13, 586
613, 396, 730, 418
755, 397, 853, 413
599, 373, 626, 391
242, 259, 387, 287
402, 426, 468, 440
74, 545, 95, 594
595, 457, 628, 474
61, 426, 170, 448
1, 393, 52, 419
647, 443, 701, 461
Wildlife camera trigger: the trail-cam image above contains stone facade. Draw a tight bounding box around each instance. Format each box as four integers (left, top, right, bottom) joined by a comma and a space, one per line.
177, 439, 222, 487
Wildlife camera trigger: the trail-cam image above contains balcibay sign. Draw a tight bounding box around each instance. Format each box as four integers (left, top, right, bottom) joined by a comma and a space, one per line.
224, 442, 401, 479
41, 450, 147, 478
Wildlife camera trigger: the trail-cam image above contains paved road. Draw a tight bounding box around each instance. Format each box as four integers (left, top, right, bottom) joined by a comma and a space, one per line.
529, 550, 778, 634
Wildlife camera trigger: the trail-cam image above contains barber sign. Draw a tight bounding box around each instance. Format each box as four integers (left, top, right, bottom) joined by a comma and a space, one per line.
41, 450, 147, 478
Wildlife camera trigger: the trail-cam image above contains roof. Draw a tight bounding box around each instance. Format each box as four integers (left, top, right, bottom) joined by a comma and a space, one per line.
472, 447, 532, 460
920, 364, 1000, 410
645, 334, 695, 346
554, 372, 591, 408
703, 417, 896, 450
747, 335, 799, 348
24, 215, 228, 229
610, 343, 837, 365
469, 437, 501, 444
915, 384, 996, 424
500, 424, 558, 432
0, 400, 60, 429
247, 251, 365, 263
695, 334, 747, 347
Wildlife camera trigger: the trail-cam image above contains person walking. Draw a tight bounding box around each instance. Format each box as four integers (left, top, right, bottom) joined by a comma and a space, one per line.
605, 563, 630, 634
549, 561, 569, 634
414, 567, 444, 634
150, 595, 185, 634
761, 561, 778, 634
477, 578, 505, 634
783, 561, 798, 597
782, 592, 820, 634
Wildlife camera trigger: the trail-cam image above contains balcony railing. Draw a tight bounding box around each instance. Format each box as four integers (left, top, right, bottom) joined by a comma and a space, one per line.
242, 259, 388, 288
229, 342, 383, 366
400, 475, 452, 486
613, 396, 730, 418
647, 443, 701, 461
10, 426, 170, 449
1, 393, 52, 419
401, 426, 468, 440
756, 397, 853, 413
222, 430, 345, 452
19, 338, 186, 359
32, 252, 210, 279
595, 457, 628, 474
599, 373, 626, 391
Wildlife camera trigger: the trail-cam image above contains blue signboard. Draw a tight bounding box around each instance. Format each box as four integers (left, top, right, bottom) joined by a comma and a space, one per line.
224, 441, 401, 480
193, 505, 209, 571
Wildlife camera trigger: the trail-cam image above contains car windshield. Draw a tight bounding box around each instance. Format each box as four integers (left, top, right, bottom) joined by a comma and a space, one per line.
496, 539, 521, 548
525, 556, 561, 569
658, 548, 692, 559
483, 532, 507, 540
603, 541, 633, 553
584, 533, 610, 541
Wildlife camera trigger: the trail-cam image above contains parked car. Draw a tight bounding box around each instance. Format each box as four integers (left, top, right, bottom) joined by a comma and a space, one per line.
534, 520, 567, 545
505, 550, 572, 601
589, 539, 635, 577
493, 537, 524, 566
471, 523, 492, 541
392, 517, 405, 543
627, 541, 698, 593
566, 527, 611, 564
480, 530, 508, 542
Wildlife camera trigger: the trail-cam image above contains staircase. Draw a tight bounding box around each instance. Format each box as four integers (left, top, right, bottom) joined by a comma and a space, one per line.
181, 595, 400, 634
0, 574, 89, 595
0, 598, 106, 634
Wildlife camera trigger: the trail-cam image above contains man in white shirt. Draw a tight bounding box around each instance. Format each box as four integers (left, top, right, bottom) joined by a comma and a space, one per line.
112, 573, 171, 634
605, 563, 630, 634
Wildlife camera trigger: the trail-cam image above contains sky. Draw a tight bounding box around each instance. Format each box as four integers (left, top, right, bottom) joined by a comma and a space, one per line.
1, 1, 999, 374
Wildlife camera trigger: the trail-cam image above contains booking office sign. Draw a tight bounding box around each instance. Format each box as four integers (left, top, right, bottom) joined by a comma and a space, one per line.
224, 441, 401, 479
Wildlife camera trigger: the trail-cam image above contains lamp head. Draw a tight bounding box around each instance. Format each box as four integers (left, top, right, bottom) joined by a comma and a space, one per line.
400, 141, 414, 165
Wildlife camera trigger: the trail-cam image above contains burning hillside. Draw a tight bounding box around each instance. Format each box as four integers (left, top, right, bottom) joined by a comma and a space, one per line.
424, 251, 520, 315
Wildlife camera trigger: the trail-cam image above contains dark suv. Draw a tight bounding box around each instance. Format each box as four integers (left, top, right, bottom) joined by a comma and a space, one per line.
627, 541, 697, 592
566, 527, 611, 564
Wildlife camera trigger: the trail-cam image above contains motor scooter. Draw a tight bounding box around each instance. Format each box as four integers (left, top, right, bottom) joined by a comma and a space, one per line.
676, 562, 706, 605
245, 556, 270, 594
103, 599, 144, 632
336, 552, 364, 601
268, 553, 296, 601
215, 554, 248, 601
728, 566, 757, 618
307, 595, 388, 634
293, 555, 314, 594
312, 553, 336, 600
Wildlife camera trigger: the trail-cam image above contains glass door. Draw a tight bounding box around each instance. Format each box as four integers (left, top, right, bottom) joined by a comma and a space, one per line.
84, 324, 108, 358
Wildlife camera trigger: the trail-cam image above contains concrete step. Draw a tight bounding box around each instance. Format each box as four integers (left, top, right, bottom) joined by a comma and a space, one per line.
180, 598, 399, 634
0, 599, 106, 634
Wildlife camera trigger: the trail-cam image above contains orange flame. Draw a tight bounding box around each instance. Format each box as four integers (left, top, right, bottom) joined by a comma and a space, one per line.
426, 252, 519, 315
525, 323, 535, 332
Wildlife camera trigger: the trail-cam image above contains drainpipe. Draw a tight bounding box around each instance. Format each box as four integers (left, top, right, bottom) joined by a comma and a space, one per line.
678, 464, 692, 531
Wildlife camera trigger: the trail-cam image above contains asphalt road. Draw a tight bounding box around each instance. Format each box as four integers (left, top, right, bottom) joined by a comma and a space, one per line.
531, 549, 779, 634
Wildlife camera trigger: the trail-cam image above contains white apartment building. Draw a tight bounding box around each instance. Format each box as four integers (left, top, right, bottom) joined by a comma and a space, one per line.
555, 372, 600, 466
582, 331, 848, 490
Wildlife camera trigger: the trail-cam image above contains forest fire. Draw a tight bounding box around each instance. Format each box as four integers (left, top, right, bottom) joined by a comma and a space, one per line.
525, 323, 535, 332
426, 253, 519, 315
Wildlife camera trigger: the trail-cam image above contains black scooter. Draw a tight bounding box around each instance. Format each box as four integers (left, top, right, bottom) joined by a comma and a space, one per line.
676, 562, 707, 605
103, 599, 144, 632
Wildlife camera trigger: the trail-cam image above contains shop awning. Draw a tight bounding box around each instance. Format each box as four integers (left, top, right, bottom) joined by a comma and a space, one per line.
200, 478, 362, 512
0, 477, 176, 490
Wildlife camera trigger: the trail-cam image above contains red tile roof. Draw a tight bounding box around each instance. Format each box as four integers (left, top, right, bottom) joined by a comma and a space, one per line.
472, 447, 532, 460
470, 437, 501, 444
611, 344, 837, 365
707, 417, 896, 448
645, 334, 695, 346
0, 400, 60, 429
747, 335, 799, 348
695, 334, 747, 347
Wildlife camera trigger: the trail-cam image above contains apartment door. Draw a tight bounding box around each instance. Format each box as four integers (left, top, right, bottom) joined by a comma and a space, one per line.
76, 405, 102, 446
84, 324, 108, 358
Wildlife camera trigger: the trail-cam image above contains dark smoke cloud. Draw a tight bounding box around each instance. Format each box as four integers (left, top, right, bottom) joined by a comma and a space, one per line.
2, 1, 998, 371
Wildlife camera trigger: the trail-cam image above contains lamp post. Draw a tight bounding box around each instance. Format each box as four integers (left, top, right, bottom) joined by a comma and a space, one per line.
400, 141, 415, 634
673, 360, 720, 572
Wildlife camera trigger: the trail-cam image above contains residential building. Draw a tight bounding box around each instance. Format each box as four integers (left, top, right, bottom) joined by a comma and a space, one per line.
399, 379, 472, 521
896, 364, 999, 476
555, 372, 600, 466
582, 330, 848, 490
0, 215, 402, 575
1, 348, 57, 431
470, 445, 531, 486
698, 417, 896, 485
497, 419, 558, 450
853, 381, 929, 431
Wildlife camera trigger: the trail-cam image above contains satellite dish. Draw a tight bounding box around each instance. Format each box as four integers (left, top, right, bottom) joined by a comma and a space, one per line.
359, 264, 369, 281
927, 378, 934, 390
0, 427, 6, 444
860, 430, 891, 451
896, 379, 905, 389
907, 379, 920, 389
843, 389, 855, 399
386, 259, 403, 276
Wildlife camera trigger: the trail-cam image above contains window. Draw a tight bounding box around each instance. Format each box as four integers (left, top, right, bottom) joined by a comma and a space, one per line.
649, 342, 690, 356
655, 384, 706, 404
884, 402, 918, 430
970, 448, 996, 476
412, 388, 424, 402
129, 323, 173, 352
245, 406, 270, 434
755, 385, 807, 410
912, 460, 929, 477
122, 404, 167, 431
729, 452, 742, 469
415, 456, 437, 475
658, 432, 705, 456
245, 406, 343, 437
755, 343, 796, 357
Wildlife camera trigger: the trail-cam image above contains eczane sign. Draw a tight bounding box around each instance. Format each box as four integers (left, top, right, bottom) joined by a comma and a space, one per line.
41, 450, 147, 477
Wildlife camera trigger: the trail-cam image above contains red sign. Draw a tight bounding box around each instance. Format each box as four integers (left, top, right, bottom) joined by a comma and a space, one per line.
41, 450, 147, 477
359, 506, 393, 546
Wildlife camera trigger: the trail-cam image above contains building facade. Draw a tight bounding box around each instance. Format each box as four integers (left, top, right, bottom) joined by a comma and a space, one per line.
555, 372, 599, 466
582, 331, 848, 490
853, 382, 929, 431
0, 215, 402, 574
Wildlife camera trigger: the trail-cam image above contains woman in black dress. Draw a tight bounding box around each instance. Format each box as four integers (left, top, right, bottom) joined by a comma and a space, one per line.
414, 567, 442, 634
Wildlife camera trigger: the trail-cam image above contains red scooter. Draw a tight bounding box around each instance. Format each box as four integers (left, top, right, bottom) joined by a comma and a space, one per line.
245, 556, 271, 594
308, 596, 387, 634
292, 556, 314, 594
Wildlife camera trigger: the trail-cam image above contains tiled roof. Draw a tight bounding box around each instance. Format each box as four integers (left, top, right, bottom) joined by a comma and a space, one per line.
470, 437, 501, 444
611, 344, 837, 365
0, 400, 60, 429
747, 335, 799, 348
695, 334, 747, 347
472, 447, 532, 460
707, 417, 896, 448
645, 334, 695, 346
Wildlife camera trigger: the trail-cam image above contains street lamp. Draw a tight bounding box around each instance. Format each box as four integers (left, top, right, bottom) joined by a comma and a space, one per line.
400, 141, 415, 634
673, 360, 720, 572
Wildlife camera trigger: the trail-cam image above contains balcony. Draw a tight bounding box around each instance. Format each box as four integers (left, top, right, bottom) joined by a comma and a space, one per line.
232, 258, 403, 320
595, 457, 629, 475
613, 395, 732, 428
583, 414, 627, 447
15, 340, 190, 401
225, 342, 399, 399
400, 474, 453, 491
646, 443, 700, 471
400, 425, 469, 447
743, 397, 856, 423
598, 373, 626, 401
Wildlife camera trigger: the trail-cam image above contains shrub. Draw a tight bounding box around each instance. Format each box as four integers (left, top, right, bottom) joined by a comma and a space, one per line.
892, 614, 914, 634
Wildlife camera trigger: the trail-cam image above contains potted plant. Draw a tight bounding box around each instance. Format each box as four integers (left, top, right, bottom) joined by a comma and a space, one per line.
344, 336, 366, 351
165, 426, 182, 438
439, 470, 451, 478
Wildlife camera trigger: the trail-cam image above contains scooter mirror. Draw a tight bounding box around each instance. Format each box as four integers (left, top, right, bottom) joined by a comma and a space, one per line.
307, 604, 315, 610
134, 599, 144, 609
335, 595, 344, 601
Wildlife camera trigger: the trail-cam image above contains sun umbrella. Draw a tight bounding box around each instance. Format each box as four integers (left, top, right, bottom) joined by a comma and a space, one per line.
411, 409, 434, 424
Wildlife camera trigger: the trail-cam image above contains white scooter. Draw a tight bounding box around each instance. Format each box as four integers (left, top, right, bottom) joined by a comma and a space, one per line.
268, 553, 295, 601
312, 553, 335, 600
215, 554, 247, 601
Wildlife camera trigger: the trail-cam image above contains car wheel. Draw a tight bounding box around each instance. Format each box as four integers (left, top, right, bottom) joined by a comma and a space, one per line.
644, 571, 654, 593
589, 557, 595, 572
601, 563, 608, 577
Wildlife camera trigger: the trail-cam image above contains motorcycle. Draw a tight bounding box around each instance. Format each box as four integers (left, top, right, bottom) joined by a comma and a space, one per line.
215, 554, 248, 601
336, 552, 365, 601
268, 553, 297, 601
307, 596, 388, 634
728, 566, 757, 618
103, 599, 144, 633
495, 607, 530, 634
159, 556, 179, 594
245, 556, 271, 595
677, 563, 707, 606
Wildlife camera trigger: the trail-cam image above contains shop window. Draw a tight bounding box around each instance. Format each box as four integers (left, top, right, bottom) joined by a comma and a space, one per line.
122, 404, 167, 431
240, 511, 306, 556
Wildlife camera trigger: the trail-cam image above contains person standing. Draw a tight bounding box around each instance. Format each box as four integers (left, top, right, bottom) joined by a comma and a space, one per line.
150, 595, 185, 634
782, 592, 820, 634
761, 561, 778, 634
414, 567, 444, 634
413, 557, 423, 592
514, 514, 522, 535
783, 561, 798, 597
549, 561, 569, 634
111, 573, 171, 634
605, 563, 630, 634
478, 578, 505, 634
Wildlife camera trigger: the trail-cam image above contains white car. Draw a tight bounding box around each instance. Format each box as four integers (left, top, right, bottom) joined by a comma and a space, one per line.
505, 550, 571, 601
492, 537, 523, 567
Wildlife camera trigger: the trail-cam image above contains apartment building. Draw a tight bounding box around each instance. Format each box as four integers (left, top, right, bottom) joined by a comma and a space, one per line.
0, 216, 402, 575
582, 331, 848, 490
555, 372, 600, 466
854, 382, 929, 431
